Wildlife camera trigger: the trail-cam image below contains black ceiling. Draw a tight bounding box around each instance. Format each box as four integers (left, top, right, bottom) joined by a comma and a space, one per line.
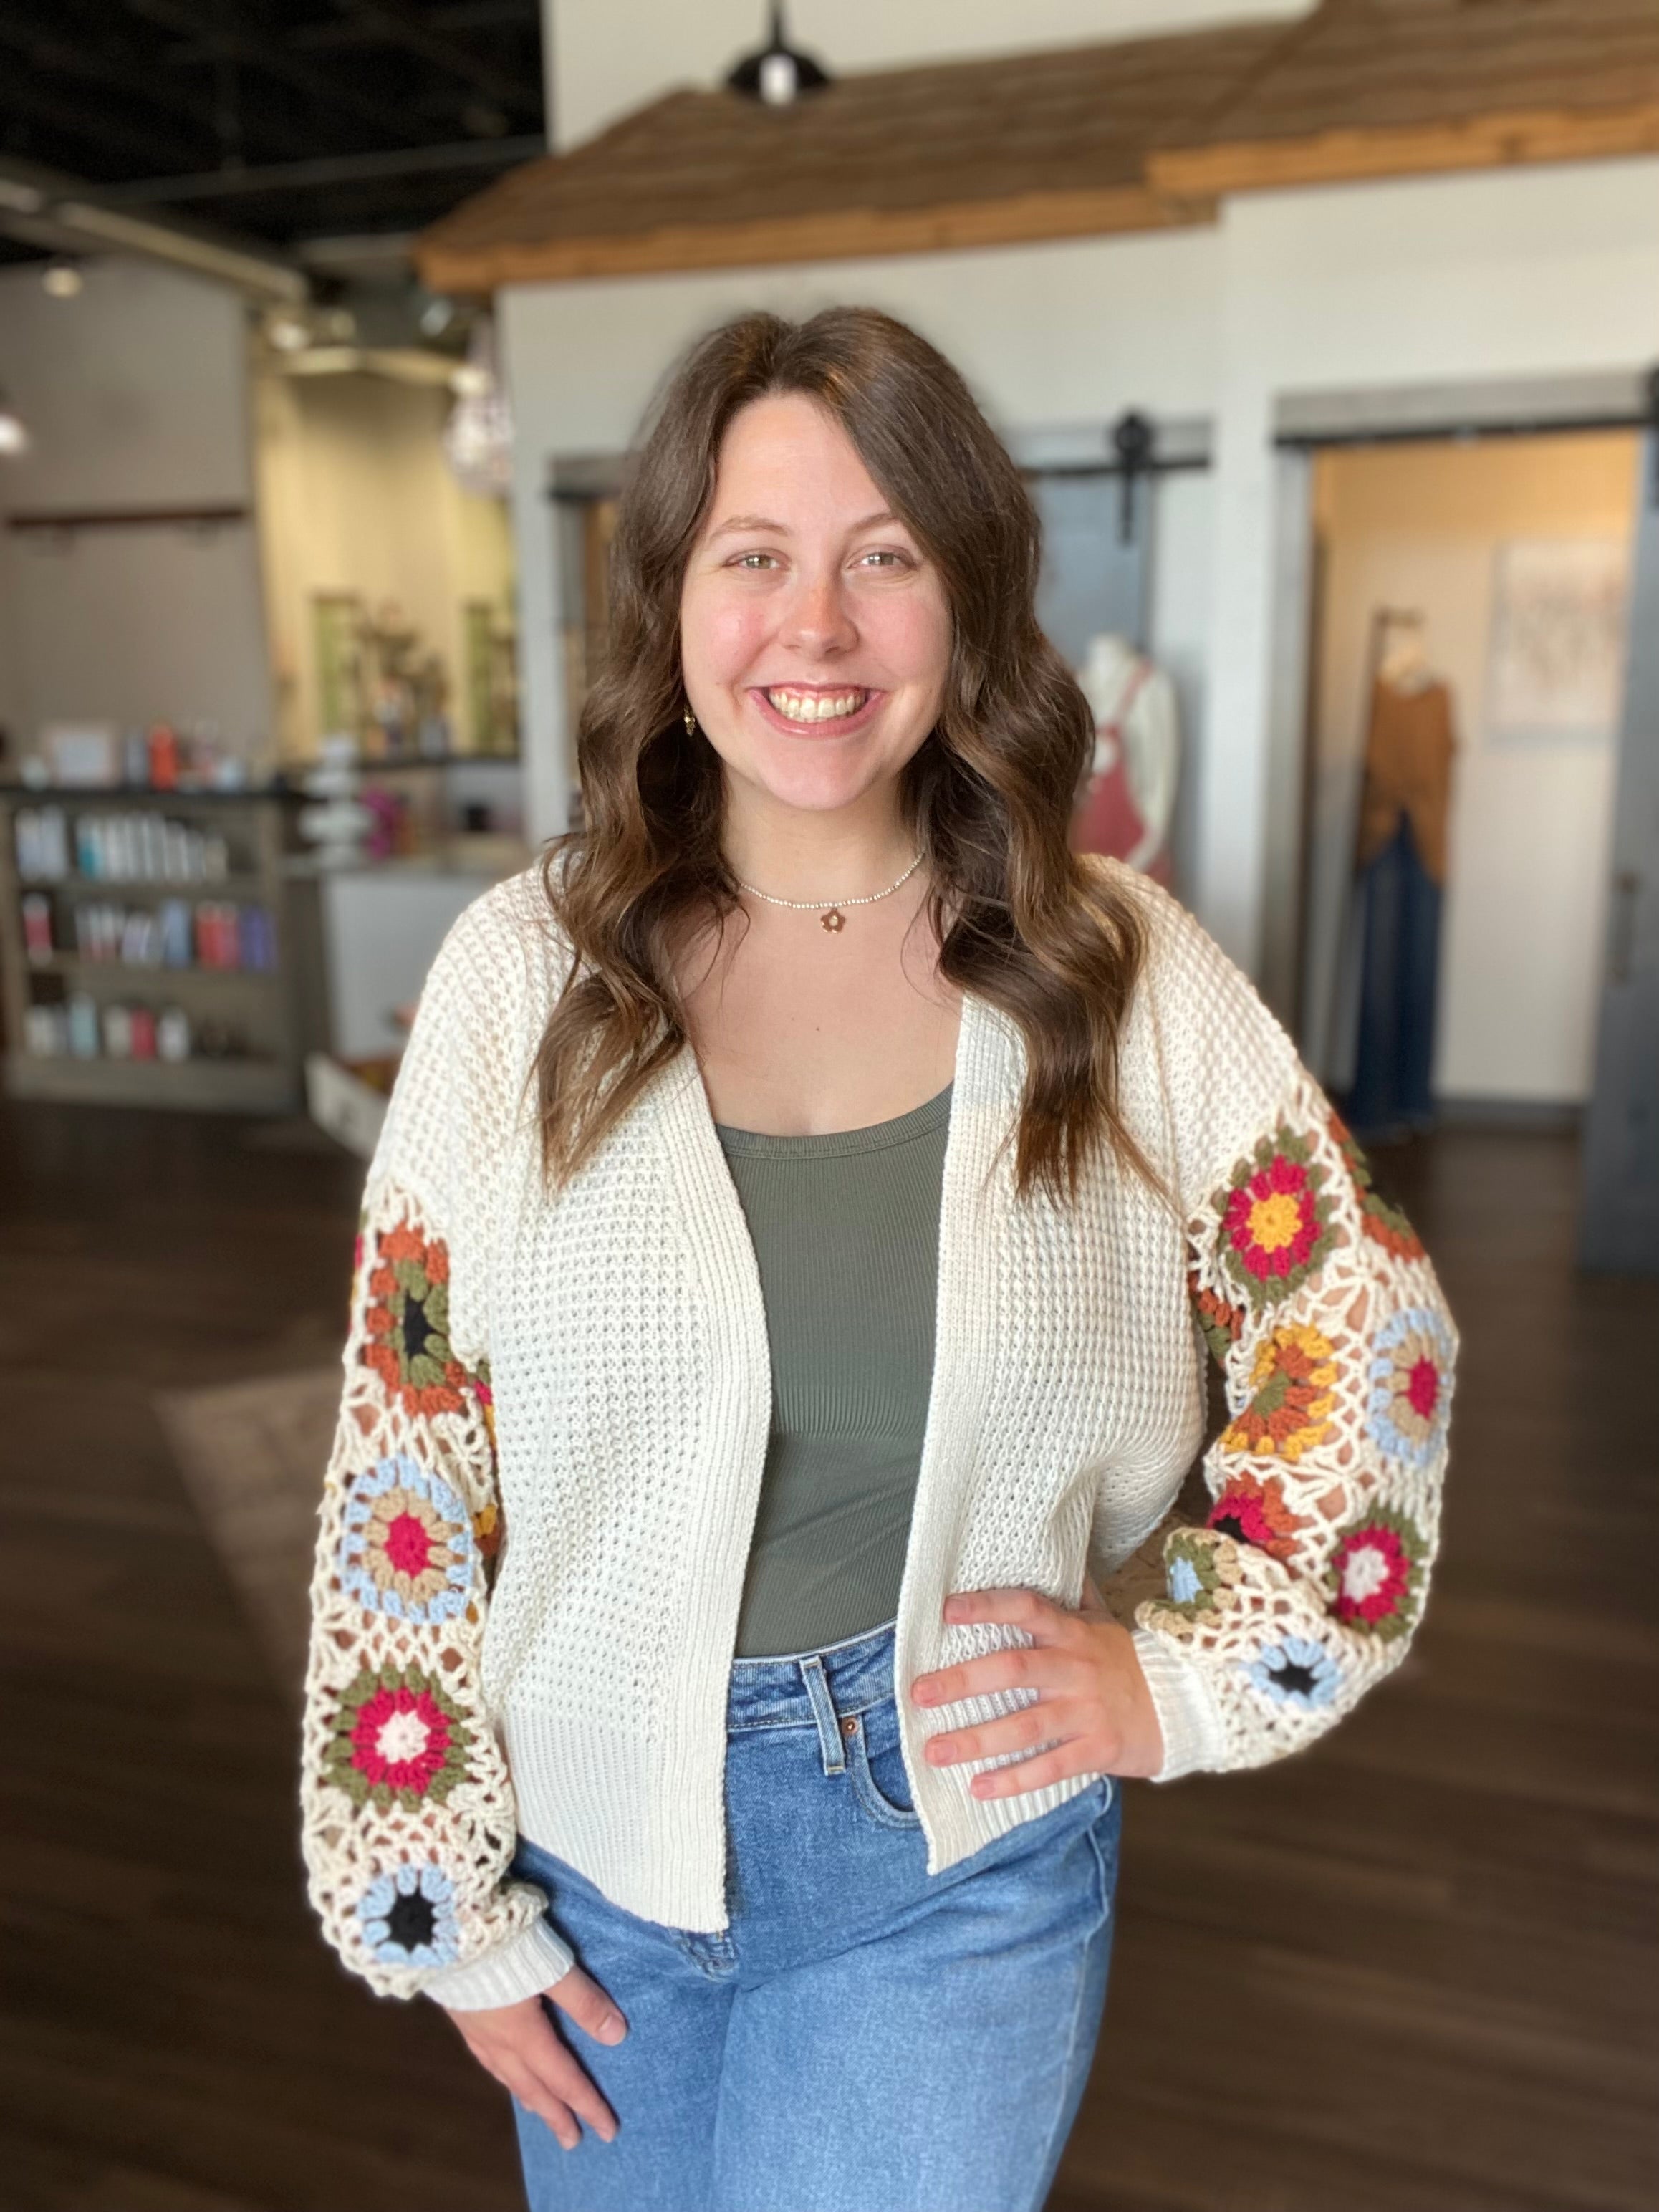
0, 0, 546, 263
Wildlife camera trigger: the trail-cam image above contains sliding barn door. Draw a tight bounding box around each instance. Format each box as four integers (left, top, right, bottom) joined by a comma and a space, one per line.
1580, 426, 1659, 1274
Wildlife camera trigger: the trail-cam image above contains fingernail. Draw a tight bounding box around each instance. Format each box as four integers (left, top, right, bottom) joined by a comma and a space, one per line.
598, 2014, 627, 2044
911, 1685, 934, 1706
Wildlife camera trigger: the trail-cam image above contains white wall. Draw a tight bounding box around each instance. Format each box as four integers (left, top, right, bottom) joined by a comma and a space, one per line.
1304, 434, 1636, 1107
546, 0, 1312, 152
0, 259, 274, 762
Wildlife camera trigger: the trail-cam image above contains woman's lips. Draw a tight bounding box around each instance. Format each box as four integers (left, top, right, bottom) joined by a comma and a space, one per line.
748, 685, 886, 738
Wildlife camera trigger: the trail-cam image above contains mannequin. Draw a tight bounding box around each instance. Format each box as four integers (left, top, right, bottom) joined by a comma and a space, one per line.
1377, 621, 1436, 696
1345, 613, 1458, 1140
1069, 633, 1180, 888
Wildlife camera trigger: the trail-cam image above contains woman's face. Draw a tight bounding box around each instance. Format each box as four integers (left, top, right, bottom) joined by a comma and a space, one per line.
678, 392, 953, 822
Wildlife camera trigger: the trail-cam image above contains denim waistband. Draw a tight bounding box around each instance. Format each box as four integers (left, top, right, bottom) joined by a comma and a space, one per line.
726, 1615, 898, 1733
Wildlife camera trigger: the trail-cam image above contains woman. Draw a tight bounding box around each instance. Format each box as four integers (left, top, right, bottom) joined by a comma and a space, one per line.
299, 307, 1456, 2212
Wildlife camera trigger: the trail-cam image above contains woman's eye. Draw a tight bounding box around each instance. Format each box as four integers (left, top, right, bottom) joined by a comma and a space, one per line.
733, 552, 778, 570
862, 549, 911, 571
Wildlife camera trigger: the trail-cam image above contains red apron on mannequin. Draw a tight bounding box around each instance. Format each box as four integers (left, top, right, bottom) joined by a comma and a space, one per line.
1069, 663, 1174, 888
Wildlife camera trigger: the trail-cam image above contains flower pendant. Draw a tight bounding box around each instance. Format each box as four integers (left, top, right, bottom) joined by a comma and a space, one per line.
820, 908, 847, 933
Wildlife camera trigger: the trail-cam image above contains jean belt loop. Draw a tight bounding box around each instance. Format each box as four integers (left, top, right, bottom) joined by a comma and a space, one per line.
798, 1653, 847, 1776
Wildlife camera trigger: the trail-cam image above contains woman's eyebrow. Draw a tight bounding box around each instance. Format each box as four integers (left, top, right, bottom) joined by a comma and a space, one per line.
706, 509, 903, 541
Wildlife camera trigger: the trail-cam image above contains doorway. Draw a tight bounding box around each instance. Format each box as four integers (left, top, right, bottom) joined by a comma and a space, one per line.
1294, 429, 1639, 1126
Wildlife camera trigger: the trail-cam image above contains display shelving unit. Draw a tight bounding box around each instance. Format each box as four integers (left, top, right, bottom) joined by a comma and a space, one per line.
0, 781, 324, 1113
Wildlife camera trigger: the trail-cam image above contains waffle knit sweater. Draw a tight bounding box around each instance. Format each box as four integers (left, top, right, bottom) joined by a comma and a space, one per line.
299, 856, 1457, 2011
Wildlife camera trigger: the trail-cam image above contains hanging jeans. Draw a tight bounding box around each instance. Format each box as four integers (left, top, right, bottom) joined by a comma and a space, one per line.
509, 1615, 1122, 2212
1346, 815, 1443, 1140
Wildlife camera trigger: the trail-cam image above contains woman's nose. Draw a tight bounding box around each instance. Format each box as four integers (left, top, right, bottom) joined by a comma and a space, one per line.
779, 568, 857, 656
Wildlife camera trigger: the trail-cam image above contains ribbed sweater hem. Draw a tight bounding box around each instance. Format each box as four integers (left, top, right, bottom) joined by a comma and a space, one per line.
1132, 1625, 1230, 1781
420, 1916, 574, 2011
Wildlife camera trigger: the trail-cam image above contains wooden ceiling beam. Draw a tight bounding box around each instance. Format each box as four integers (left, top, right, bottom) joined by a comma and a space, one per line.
417, 181, 1213, 291
413, 2, 1659, 292
1150, 98, 1659, 196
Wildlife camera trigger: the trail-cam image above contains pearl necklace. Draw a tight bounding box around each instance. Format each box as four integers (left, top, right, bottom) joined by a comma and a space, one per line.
733, 850, 926, 934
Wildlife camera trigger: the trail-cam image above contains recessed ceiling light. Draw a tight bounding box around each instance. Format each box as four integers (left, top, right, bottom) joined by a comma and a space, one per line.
42, 259, 83, 299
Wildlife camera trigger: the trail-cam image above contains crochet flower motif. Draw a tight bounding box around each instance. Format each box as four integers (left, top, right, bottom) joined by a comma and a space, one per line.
1324, 1504, 1428, 1640
1145, 1528, 1244, 1639
1366, 1307, 1454, 1468
325, 1663, 474, 1812
1329, 1112, 1427, 1264
1206, 1468, 1309, 1564
361, 1219, 471, 1418
1221, 1322, 1339, 1463
1188, 1266, 1245, 1365
1241, 1633, 1342, 1710
340, 1455, 475, 1623
1214, 1128, 1338, 1313
356, 1862, 460, 1971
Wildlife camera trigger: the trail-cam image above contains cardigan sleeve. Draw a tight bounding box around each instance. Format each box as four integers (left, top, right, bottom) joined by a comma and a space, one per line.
1110, 875, 1458, 1783
297, 884, 576, 2009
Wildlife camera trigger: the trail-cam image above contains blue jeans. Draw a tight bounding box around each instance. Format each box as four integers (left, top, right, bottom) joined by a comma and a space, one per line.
509, 1615, 1122, 2212
1347, 816, 1443, 1140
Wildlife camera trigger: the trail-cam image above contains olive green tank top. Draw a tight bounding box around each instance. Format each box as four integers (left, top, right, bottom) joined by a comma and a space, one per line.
714, 1079, 953, 1658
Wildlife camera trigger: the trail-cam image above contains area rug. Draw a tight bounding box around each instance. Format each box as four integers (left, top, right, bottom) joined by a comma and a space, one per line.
154, 1365, 341, 1704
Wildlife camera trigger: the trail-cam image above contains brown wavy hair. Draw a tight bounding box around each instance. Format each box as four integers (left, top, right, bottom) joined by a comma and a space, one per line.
533, 304, 1154, 1206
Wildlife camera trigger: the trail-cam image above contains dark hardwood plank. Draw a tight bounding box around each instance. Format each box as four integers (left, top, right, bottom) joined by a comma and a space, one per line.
2, 1103, 1655, 2210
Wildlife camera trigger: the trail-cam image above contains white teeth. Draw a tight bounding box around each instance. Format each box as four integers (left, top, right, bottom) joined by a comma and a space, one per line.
764, 688, 869, 723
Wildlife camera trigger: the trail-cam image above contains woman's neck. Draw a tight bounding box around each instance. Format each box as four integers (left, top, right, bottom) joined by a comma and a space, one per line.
721, 789, 919, 903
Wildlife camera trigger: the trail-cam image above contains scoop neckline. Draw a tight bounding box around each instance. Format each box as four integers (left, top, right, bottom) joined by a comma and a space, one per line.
714, 1079, 953, 1158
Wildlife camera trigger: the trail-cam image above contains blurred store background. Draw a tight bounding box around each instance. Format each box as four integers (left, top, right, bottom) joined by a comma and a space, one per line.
1, 5, 1655, 2210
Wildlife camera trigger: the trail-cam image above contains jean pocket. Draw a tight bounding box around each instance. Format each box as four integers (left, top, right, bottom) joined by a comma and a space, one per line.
845, 1693, 923, 1829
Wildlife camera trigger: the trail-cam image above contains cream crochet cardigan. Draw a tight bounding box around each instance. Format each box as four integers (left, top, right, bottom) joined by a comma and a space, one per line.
299, 857, 1456, 2010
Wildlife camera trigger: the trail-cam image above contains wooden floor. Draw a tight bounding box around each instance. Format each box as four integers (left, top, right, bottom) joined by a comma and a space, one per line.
1, 1102, 1654, 2212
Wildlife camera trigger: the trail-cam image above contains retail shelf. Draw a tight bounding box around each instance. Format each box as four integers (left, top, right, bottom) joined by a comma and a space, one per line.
4, 1049, 298, 1113
1, 784, 326, 1116
19, 872, 267, 894
25, 953, 282, 986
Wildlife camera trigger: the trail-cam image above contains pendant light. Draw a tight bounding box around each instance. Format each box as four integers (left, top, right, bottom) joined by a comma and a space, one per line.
443, 314, 512, 499
0, 385, 29, 457
726, 3, 831, 107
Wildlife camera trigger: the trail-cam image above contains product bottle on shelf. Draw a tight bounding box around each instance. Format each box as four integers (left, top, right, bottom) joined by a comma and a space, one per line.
21, 892, 53, 963
67, 994, 100, 1059
147, 724, 179, 790
156, 1006, 191, 1063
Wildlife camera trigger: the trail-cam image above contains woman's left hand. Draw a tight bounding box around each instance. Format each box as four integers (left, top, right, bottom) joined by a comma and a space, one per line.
908, 1581, 1166, 1794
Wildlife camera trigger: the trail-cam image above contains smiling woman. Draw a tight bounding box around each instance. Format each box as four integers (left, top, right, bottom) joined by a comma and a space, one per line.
298, 305, 1457, 2212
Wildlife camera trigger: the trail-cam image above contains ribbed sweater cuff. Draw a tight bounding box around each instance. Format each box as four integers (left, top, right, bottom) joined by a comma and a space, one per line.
1132, 1627, 1230, 1781
419, 1916, 575, 2012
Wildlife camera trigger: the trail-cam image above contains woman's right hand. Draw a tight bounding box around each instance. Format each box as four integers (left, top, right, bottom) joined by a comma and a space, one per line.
444, 1962, 629, 2150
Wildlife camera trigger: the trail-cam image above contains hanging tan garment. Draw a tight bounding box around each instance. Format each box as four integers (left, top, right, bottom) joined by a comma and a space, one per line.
1355, 677, 1457, 885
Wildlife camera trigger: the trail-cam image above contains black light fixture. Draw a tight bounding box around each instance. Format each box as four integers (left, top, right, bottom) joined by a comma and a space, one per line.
726, 3, 831, 107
